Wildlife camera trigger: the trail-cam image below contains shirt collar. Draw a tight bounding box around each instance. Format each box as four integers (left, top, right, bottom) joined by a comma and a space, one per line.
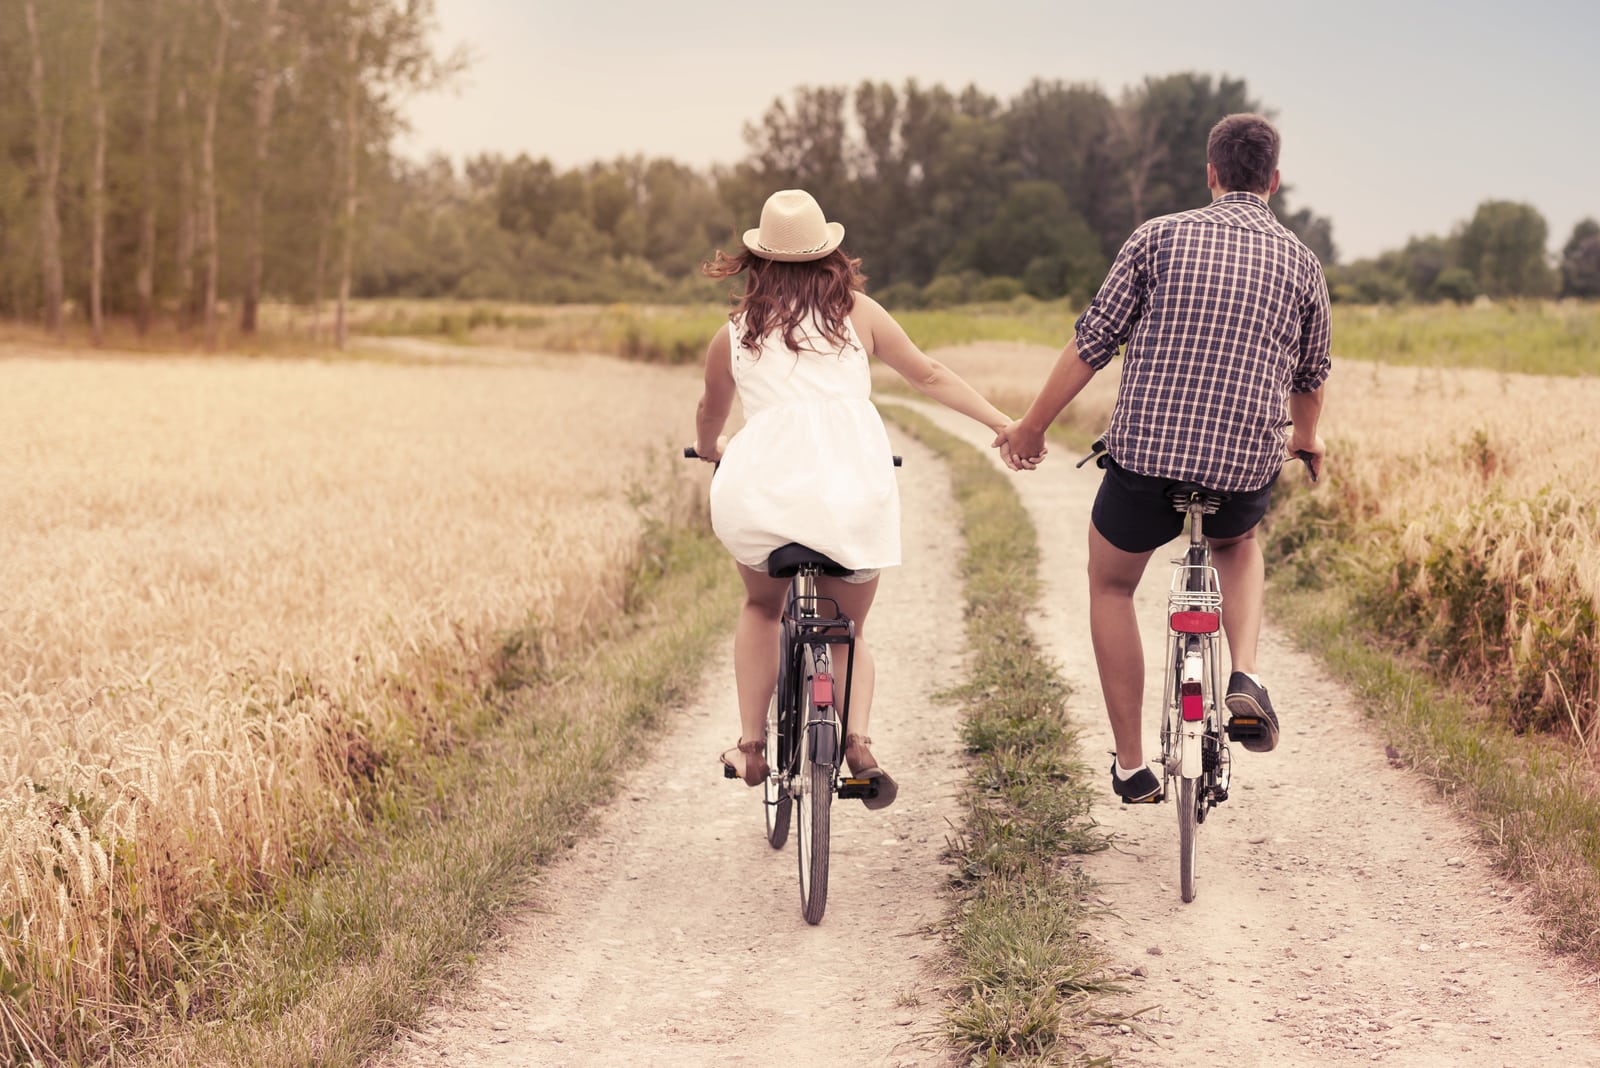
1213, 191, 1272, 212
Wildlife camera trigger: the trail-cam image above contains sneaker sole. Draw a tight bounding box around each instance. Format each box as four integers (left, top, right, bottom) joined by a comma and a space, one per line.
1225, 691, 1280, 753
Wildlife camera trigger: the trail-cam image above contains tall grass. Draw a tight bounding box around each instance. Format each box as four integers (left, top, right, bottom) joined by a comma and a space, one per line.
1331, 301, 1600, 375
1266, 360, 1600, 742
0, 349, 703, 1062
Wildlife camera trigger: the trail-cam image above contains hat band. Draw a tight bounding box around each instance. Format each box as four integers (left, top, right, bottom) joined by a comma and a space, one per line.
756, 237, 832, 256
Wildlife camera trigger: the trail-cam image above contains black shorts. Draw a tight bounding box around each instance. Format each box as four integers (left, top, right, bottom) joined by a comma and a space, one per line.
1091, 458, 1277, 554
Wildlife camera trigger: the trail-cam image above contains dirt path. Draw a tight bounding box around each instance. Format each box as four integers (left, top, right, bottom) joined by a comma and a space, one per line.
906, 396, 1600, 1066
380, 424, 971, 1068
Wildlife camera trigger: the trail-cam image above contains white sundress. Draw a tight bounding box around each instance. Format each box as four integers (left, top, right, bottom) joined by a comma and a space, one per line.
709, 311, 901, 574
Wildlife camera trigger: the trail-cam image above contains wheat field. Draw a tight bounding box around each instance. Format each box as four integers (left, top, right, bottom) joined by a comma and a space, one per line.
0, 347, 704, 1053
920, 339, 1600, 739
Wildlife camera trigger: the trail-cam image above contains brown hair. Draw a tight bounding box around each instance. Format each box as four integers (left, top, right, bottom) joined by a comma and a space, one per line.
701, 247, 867, 354
1206, 113, 1280, 195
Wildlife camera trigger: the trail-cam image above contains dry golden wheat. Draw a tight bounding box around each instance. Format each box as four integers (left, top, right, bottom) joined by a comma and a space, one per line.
0, 347, 703, 1055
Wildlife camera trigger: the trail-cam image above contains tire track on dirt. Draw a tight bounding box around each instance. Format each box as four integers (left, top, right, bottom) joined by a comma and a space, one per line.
906, 394, 1600, 1067
381, 424, 971, 1068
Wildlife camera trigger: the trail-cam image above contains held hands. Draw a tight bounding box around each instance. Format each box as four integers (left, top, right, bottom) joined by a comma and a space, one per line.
992, 420, 1048, 472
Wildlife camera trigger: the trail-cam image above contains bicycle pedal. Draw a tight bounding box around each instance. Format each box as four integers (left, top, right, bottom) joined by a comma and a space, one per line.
1225, 716, 1265, 743
723, 764, 737, 780
1121, 791, 1164, 805
837, 777, 878, 800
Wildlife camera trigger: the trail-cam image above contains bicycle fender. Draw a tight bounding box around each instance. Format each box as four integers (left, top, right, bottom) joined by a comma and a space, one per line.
808, 718, 839, 766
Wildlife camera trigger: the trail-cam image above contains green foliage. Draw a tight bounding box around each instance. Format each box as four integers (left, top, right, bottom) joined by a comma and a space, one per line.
1561, 218, 1600, 298
1458, 200, 1558, 299
1331, 302, 1600, 375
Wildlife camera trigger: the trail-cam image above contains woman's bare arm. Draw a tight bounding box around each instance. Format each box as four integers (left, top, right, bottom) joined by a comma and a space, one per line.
694, 324, 735, 461
850, 293, 1010, 432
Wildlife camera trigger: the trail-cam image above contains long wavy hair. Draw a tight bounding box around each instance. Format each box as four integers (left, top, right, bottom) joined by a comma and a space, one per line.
702, 247, 867, 354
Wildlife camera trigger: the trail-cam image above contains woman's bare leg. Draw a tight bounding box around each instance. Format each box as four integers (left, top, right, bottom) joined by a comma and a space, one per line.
730, 563, 791, 776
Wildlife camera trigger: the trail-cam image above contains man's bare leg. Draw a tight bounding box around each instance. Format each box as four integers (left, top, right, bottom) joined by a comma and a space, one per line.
1208, 528, 1264, 676
1087, 524, 1157, 767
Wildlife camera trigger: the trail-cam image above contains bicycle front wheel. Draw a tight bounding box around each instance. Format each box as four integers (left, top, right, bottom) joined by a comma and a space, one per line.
764, 688, 791, 849
1177, 776, 1199, 903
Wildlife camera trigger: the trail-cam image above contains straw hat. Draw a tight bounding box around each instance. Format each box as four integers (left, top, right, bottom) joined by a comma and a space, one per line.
742, 189, 845, 262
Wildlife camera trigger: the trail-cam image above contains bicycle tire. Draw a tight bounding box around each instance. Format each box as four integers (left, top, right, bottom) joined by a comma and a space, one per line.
763, 688, 791, 849
1178, 775, 1199, 902
796, 756, 832, 924
795, 654, 833, 925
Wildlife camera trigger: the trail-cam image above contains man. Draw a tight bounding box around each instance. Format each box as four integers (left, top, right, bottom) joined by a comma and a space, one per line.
995, 112, 1331, 804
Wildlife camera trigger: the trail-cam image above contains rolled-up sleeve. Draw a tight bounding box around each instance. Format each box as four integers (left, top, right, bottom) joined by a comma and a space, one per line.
1293, 264, 1332, 393
1074, 223, 1153, 370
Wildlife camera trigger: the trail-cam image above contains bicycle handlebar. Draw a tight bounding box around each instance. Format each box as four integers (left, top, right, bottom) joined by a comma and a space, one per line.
684, 446, 902, 467
1074, 437, 1318, 482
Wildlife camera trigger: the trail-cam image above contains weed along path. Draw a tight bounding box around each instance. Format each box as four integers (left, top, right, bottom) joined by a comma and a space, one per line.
381, 424, 970, 1068
905, 390, 1600, 1066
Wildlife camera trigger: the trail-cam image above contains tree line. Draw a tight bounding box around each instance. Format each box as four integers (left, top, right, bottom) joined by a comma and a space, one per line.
0, 0, 452, 346
359, 72, 1340, 309
3, 26, 1595, 343
1329, 203, 1600, 303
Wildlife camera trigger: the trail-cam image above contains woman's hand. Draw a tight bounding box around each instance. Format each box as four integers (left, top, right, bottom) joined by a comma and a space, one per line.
695, 435, 728, 463
993, 420, 1047, 471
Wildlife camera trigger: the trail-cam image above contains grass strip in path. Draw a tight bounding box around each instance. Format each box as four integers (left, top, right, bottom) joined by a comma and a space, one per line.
1273, 585, 1600, 969
882, 405, 1115, 1067
133, 527, 739, 1066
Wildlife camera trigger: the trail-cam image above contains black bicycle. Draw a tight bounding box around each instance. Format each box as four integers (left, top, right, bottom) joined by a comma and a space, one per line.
685, 447, 896, 924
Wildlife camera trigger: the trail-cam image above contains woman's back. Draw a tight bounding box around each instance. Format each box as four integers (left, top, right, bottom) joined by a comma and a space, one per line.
709, 308, 899, 572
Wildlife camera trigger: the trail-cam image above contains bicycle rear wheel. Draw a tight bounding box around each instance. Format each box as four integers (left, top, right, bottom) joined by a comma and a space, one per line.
763, 688, 791, 849
1177, 776, 1199, 902
795, 655, 834, 925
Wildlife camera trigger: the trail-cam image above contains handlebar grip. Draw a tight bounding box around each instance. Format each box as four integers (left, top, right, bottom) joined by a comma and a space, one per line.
1294, 448, 1318, 483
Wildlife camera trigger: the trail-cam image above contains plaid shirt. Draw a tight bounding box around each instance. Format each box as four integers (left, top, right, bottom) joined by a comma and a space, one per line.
1075, 192, 1332, 492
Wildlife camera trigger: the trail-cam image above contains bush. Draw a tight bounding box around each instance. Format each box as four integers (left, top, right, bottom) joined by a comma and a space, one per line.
1431, 267, 1479, 305
974, 276, 1025, 302
921, 275, 969, 308
874, 281, 926, 310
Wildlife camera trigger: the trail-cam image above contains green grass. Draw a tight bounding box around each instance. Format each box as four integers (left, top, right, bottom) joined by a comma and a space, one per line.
880, 405, 1113, 1067
1270, 584, 1600, 967
130, 524, 740, 1066
1332, 301, 1600, 375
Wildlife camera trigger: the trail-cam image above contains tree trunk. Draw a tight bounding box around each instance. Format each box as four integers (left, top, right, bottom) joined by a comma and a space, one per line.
175, 85, 196, 327
89, 0, 107, 345
240, 0, 282, 334
334, 25, 360, 350
22, 0, 64, 336
200, 0, 231, 351
135, 27, 164, 336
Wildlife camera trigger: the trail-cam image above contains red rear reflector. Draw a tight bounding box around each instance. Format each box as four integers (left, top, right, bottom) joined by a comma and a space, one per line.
1171, 611, 1220, 634
1180, 680, 1204, 721
812, 673, 834, 708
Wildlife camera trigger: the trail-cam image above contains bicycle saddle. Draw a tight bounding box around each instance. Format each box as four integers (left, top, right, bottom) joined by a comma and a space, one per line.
1164, 482, 1229, 514
766, 543, 854, 578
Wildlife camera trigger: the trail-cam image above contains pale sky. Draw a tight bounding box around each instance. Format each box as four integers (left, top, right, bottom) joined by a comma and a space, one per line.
399, 0, 1599, 263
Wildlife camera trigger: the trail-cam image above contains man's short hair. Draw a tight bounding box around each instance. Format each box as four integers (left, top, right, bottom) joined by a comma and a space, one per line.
1207, 114, 1280, 194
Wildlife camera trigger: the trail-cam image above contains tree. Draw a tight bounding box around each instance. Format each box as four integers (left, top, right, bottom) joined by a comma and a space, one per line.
1560, 218, 1600, 298
21, 0, 68, 334
1457, 200, 1556, 298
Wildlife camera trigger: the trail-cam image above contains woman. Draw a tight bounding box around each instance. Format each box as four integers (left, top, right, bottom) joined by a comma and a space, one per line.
693, 189, 1014, 810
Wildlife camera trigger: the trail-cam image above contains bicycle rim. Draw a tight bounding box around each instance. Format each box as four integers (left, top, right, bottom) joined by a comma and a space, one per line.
1178, 776, 1199, 903
795, 680, 834, 925
763, 689, 791, 849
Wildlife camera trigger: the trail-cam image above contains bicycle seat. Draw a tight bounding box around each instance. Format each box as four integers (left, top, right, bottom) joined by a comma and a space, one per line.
1164, 482, 1229, 514
766, 543, 854, 579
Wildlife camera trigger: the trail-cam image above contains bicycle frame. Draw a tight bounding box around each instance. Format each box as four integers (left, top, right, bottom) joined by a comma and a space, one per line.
1163, 506, 1226, 787
779, 566, 857, 775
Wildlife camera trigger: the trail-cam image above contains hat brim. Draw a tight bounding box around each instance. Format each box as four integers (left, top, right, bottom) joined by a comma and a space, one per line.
741, 221, 846, 262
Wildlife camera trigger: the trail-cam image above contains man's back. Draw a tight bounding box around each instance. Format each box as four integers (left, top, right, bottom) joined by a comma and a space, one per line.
1074, 192, 1331, 492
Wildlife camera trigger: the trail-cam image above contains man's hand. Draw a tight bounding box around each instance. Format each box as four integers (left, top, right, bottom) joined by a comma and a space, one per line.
993, 420, 1047, 471
1288, 431, 1324, 483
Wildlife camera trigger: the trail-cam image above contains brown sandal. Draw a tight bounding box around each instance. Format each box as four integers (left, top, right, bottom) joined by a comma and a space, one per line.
719, 737, 769, 787
844, 734, 898, 810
